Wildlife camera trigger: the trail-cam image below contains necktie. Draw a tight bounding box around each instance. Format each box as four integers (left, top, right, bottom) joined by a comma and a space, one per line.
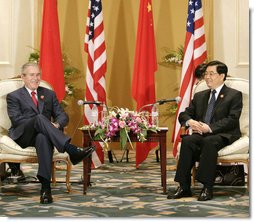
204, 89, 216, 124
31, 91, 38, 108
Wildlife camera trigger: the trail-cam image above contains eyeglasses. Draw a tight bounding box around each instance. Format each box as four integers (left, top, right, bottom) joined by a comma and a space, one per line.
204, 71, 219, 77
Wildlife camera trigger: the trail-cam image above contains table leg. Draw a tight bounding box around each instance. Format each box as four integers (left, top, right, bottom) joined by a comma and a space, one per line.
160, 134, 167, 194
82, 135, 91, 194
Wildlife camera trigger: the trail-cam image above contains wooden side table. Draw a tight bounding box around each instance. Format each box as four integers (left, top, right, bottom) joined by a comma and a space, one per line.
81, 127, 168, 194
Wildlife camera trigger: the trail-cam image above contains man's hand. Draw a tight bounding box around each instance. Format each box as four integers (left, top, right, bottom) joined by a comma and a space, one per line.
188, 119, 212, 135
52, 122, 60, 129
199, 122, 212, 134
188, 119, 204, 134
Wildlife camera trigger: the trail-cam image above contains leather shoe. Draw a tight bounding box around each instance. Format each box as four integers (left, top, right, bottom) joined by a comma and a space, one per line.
167, 186, 192, 199
40, 189, 53, 204
2, 169, 25, 182
14, 169, 25, 181
197, 187, 213, 201
70, 146, 96, 165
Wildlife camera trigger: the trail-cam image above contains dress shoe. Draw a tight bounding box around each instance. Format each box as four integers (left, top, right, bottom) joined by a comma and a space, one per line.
40, 189, 53, 204
167, 186, 192, 199
70, 146, 96, 165
3, 169, 25, 183
13, 169, 25, 181
197, 187, 213, 201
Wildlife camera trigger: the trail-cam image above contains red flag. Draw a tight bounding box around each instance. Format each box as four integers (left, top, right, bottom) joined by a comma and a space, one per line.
84, 0, 107, 167
39, 0, 65, 102
132, 0, 157, 168
172, 0, 207, 157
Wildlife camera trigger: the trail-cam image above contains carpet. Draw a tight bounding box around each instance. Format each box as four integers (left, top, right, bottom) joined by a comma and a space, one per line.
0, 150, 250, 218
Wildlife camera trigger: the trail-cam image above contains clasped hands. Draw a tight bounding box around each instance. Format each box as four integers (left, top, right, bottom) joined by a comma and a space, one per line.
188, 119, 212, 135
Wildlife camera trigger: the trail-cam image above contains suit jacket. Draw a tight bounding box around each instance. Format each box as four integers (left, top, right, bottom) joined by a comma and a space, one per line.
6, 86, 69, 140
179, 84, 243, 144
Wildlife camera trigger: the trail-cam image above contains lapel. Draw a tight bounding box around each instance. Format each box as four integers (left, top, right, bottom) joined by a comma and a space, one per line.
211, 84, 227, 117
201, 90, 211, 120
21, 87, 39, 113
37, 87, 45, 113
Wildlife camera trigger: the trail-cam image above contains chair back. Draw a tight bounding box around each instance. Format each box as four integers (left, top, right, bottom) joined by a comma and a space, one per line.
0, 78, 52, 135
193, 77, 249, 137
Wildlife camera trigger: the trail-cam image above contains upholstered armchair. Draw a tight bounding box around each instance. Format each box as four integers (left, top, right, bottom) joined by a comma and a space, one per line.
177, 77, 249, 188
0, 78, 72, 192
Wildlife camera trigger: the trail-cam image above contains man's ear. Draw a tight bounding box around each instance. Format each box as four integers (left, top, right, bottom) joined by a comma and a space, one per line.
21, 74, 25, 80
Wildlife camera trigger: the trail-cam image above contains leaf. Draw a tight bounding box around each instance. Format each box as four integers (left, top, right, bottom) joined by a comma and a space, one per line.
94, 128, 106, 140
120, 128, 127, 150
148, 128, 158, 133
142, 129, 147, 138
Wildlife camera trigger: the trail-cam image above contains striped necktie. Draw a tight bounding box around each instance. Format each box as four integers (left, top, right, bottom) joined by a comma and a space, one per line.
204, 89, 216, 124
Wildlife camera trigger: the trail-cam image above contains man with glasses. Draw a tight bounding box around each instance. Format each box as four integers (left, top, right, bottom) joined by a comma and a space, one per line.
168, 60, 243, 201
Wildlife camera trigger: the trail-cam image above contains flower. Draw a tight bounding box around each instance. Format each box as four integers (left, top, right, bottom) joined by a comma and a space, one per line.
82, 107, 159, 150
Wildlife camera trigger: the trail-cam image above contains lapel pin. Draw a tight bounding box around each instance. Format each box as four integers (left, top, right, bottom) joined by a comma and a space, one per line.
220, 94, 224, 98
40, 95, 44, 100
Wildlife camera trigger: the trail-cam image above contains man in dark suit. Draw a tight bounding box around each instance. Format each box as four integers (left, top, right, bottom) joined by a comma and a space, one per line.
6, 62, 95, 204
168, 60, 243, 201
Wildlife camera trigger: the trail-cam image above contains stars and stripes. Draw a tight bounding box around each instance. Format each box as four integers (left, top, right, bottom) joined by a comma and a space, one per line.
84, 0, 107, 167
172, 0, 207, 158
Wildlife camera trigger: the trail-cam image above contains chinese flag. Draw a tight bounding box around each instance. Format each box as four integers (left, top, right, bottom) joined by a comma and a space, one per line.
40, 0, 65, 102
132, 0, 157, 168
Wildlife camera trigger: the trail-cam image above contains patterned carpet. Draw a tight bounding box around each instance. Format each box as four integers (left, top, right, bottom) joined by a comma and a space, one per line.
0, 150, 250, 218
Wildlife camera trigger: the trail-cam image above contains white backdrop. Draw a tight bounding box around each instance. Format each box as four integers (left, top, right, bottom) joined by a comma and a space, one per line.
0, 0, 37, 78
214, 0, 249, 79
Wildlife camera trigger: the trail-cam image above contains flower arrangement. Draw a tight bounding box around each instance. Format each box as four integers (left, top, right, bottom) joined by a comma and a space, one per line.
160, 45, 184, 66
28, 49, 79, 107
81, 107, 159, 150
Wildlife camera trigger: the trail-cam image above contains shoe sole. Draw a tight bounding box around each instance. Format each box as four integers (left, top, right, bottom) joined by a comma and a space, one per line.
40, 199, 53, 204
71, 148, 95, 165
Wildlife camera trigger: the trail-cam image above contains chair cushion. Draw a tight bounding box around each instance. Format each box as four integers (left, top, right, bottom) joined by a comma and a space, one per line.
0, 135, 37, 156
218, 136, 249, 156
218, 153, 249, 161
0, 135, 69, 159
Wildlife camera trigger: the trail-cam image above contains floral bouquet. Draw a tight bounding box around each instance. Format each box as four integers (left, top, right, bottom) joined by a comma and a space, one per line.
82, 107, 159, 150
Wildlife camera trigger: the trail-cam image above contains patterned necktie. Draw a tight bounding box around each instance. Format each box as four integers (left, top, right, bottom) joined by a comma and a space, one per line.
204, 89, 216, 124
31, 91, 38, 108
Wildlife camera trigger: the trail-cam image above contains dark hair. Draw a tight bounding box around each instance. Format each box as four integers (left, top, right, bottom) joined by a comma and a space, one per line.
194, 63, 207, 80
206, 60, 228, 80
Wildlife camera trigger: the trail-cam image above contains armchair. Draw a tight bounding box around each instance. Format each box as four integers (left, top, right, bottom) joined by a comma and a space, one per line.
177, 77, 249, 188
0, 78, 72, 192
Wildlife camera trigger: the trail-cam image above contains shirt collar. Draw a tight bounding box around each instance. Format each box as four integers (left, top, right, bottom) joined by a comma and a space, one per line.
211, 83, 224, 99
25, 87, 38, 96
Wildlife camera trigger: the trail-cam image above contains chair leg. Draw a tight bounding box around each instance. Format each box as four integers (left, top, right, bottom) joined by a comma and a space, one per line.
192, 166, 196, 186
247, 162, 249, 190
65, 158, 72, 193
52, 161, 57, 186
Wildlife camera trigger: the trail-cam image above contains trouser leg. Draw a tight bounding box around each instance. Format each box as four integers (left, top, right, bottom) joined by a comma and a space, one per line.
35, 133, 54, 181
174, 134, 203, 189
196, 135, 227, 187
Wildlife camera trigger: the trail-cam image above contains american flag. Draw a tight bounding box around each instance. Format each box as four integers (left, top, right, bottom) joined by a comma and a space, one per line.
84, 0, 107, 167
172, 0, 207, 158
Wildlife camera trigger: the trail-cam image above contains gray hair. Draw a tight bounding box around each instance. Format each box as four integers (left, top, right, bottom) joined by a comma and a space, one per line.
21, 62, 41, 75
